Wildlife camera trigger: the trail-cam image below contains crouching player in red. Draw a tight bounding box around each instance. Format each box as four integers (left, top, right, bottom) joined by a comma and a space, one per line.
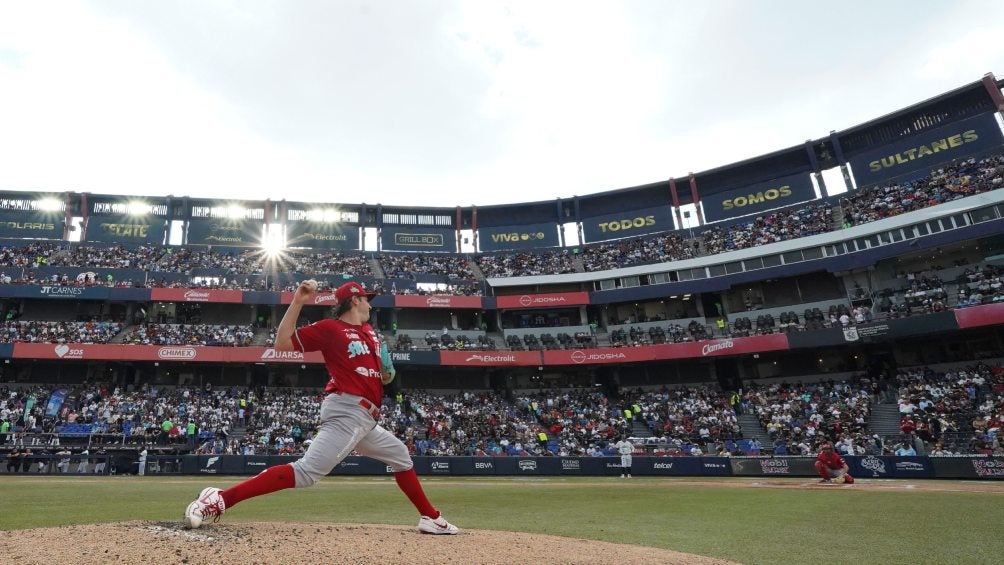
815, 443, 854, 484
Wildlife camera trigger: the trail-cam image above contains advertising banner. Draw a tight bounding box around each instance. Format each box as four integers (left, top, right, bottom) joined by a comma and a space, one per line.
86, 217, 166, 244
380, 227, 456, 252
701, 172, 817, 223
846, 455, 935, 479
581, 205, 674, 243
838, 312, 958, 343
847, 112, 1004, 187
285, 221, 360, 250
495, 291, 590, 309
955, 303, 1004, 329
930, 456, 1004, 479
20, 285, 111, 300
387, 350, 440, 366
394, 294, 484, 309
13, 344, 328, 364
439, 350, 541, 367
151, 288, 244, 303
186, 219, 260, 246
471, 457, 498, 475
650, 334, 789, 361
0, 343, 12, 358
730, 457, 819, 477
543, 347, 653, 365
332, 457, 389, 475
478, 222, 560, 251
227, 348, 325, 364
640, 456, 711, 476
279, 290, 342, 306
0, 212, 63, 239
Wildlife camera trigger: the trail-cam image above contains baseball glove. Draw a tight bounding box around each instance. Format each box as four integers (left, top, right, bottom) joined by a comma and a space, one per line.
379, 342, 396, 385
833, 475, 846, 484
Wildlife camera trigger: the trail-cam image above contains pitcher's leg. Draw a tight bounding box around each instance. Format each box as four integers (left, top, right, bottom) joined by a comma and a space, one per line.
354, 425, 437, 518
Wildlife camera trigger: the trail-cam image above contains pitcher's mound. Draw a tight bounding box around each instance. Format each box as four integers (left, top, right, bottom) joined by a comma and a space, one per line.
0, 521, 739, 564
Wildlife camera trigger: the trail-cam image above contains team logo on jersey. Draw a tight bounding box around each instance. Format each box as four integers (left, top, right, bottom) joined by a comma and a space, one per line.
355, 366, 381, 379
347, 341, 371, 358
344, 331, 361, 340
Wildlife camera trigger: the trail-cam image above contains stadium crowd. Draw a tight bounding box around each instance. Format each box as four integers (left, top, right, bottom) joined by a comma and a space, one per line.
121, 324, 256, 347
699, 201, 835, 256
0, 320, 123, 344
378, 253, 474, 280
841, 154, 1004, 226
580, 233, 694, 271
2, 152, 1002, 288
477, 250, 577, 278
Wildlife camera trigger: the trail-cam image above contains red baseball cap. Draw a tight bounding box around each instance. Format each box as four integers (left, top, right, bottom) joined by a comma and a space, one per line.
334, 281, 376, 303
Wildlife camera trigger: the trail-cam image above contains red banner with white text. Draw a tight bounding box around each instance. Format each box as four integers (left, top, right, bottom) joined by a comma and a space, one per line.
496, 292, 590, 309
651, 333, 789, 360
150, 288, 244, 303
439, 350, 541, 366
542, 334, 790, 365
12, 343, 327, 364
394, 294, 484, 309
279, 291, 341, 306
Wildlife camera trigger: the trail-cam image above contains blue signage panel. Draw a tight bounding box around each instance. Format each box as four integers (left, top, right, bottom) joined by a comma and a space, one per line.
581, 205, 675, 243
19, 285, 111, 300
387, 350, 440, 366
846, 455, 935, 479
108, 287, 153, 301
0, 343, 12, 358
478, 222, 560, 251
86, 217, 167, 244
701, 172, 817, 223
380, 227, 456, 252
0, 212, 63, 239
187, 219, 260, 246
847, 112, 1004, 187
285, 222, 360, 250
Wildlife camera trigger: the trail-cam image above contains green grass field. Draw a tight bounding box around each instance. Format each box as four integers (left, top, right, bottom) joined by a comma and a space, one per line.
2, 476, 1002, 564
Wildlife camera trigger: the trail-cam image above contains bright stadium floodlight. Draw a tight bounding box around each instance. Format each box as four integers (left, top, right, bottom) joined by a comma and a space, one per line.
262, 224, 284, 255
127, 201, 151, 216
37, 198, 62, 212
306, 208, 340, 223
227, 205, 245, 218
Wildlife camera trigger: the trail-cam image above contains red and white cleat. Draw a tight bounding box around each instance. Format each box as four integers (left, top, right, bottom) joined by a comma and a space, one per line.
418, 514, 460, 535
183, 487, 226, 529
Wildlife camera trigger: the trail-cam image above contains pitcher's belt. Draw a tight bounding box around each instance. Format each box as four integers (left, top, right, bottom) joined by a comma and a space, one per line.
333, 391, 380, 420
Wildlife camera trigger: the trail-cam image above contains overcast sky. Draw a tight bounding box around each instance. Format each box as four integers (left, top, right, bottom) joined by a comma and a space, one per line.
1, 0, 1003, 210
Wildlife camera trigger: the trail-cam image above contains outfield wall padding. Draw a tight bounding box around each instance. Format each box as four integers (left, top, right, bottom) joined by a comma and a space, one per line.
133, 455, 1004, 480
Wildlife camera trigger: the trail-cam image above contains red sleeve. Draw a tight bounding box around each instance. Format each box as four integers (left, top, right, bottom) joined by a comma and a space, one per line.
292, 319, 338, 352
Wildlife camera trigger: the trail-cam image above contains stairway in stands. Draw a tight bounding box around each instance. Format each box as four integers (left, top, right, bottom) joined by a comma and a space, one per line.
369, 256, 385, 279
737, 413, 771, 446
468, 256, 486, 280
252, 328, 273, 346
868, 403, 902, 439
110, 325, 136, 344
630, 420, 653, 440
572, 253, 585, 273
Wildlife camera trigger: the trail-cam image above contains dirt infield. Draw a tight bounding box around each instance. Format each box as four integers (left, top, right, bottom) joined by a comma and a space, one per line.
0, 521, 739, 565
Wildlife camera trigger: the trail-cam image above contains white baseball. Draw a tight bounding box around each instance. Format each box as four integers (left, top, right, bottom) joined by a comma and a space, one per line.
302, 279, 318, 292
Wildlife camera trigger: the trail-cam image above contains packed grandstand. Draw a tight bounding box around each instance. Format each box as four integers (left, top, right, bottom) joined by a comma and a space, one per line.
2, 75, 1004, 476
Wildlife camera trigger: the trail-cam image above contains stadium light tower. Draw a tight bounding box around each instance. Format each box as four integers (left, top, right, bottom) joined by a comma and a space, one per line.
127, 201, 151, 216
37, 198, 62, 212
